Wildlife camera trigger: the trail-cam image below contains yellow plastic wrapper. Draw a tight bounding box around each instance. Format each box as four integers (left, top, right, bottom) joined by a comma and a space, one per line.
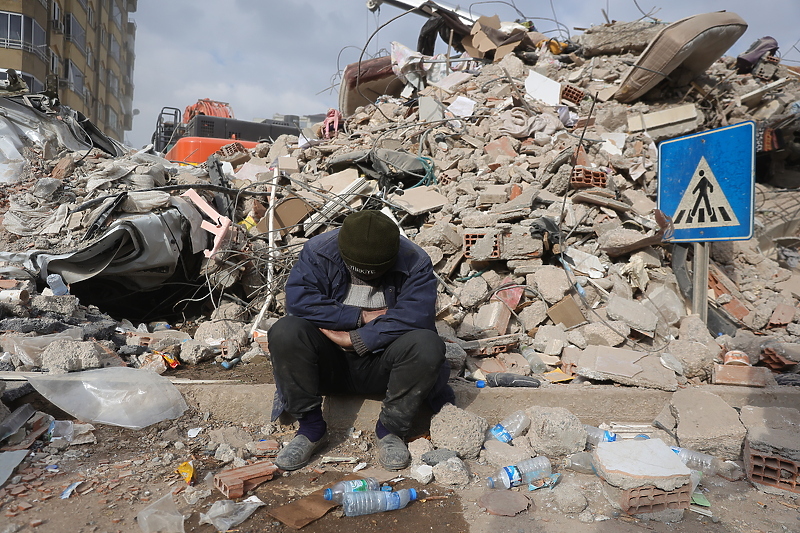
176, 460, 194, 484
158, 351, 179, 369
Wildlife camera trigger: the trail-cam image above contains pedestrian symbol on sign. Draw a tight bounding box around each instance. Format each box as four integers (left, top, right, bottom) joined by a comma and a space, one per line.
670, 156, 739, 230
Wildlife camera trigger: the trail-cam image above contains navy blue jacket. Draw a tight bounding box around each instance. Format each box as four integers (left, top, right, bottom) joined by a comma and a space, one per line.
285, 228, 437, 353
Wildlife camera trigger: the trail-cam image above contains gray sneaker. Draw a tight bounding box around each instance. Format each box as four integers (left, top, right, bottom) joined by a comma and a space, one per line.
275, 434, 328, 471
377, 433, 411, 471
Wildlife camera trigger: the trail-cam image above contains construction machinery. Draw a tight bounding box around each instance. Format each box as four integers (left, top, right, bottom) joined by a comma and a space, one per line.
151, 98, 301, 164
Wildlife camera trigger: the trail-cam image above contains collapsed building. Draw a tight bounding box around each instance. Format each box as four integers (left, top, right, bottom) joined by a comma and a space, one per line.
1, 4, 800, 528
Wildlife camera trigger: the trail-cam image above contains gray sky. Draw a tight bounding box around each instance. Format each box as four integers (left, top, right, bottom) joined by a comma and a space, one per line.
127, 0, 800, 148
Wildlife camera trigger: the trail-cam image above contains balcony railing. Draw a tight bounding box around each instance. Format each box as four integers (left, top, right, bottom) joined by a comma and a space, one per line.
0, 38, 48, 63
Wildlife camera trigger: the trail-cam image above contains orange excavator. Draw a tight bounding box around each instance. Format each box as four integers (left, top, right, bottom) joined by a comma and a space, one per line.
151, 98, 300, 163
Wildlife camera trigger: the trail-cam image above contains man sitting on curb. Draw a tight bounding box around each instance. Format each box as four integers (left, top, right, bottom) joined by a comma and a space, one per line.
269, 209, 453, 471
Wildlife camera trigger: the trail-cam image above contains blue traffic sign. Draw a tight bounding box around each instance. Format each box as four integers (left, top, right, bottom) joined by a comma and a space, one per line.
657, 122, 755, 242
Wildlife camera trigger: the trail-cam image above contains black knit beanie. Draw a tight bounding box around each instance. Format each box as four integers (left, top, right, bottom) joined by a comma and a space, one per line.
338, 210, 400, 277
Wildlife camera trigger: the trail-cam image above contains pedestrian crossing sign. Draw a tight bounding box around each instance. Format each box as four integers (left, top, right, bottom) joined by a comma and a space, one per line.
658, 122, 755, 242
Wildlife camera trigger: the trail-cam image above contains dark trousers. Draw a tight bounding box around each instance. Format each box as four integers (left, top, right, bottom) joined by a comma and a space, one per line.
268, 315, 447, 436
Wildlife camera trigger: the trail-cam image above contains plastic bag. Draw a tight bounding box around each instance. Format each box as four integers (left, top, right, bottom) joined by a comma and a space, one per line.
136, 493, 184, 533
27, 367, 188, 429
8, 328, 83, 366
199, 496, 265, 532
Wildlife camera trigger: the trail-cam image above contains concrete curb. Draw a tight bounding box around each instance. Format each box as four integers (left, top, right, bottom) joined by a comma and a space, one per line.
176, 382, 800, 430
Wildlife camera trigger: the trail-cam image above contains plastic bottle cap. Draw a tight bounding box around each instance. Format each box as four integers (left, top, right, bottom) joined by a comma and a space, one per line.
408, 488, 417, 500
323, 488, 332, 500
476, 380, 486, 388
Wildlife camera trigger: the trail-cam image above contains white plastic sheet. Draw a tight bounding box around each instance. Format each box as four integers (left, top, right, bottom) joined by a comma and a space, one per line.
27, 367, 188, 429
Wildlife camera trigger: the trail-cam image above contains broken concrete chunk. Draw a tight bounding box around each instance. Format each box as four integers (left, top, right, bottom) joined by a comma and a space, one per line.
666, 339, 716, 380
670, 388, 746, 461
430, 403, 488, 460
432, 456, 471, 486
594, 438, 691, 492
525, 406, 586, 456
580, 321, 629, 347
606, 295, 658, 336
179, 340, 216, 365
41, 339, 103, 372
576, 345, 678, 391
532, 266, 572, 305
739, 406, 800, 462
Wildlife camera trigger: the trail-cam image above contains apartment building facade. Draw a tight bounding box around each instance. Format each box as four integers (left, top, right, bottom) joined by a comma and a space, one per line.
0, 0, 136, 142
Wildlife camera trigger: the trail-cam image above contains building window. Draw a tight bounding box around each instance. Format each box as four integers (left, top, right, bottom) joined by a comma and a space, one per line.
109, 33, 120, 63
52, 3, 62, 24
86, 45, 93, 70
65, 14, 87, 55
100, 25, 107, 49
0, 12, 48, 61
97, 100, 104, 122
108, 70, 118, 96
99, 61, 105, 85
50, 49, 61, 76
87, 6, 95, 28
65, 60, 85, 96
111, 1, 123, 29
107, 105, 117, 130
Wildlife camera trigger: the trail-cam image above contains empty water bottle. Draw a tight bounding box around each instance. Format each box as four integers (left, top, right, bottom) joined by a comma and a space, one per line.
670, 447, 743, 480
323, 478, 389, 503
563, 452, 595, 475
46, 273, 69, 296
521, 347, 548, 374
487, 456, 552, 489
488, 410, 530, 443
341, 488, 417, 517
584, 425, 617, 447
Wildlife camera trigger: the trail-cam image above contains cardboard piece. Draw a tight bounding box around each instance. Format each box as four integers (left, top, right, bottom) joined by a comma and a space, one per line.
266, 473, 372, 529
255, 195, 315, 236
546, 295, 586, 328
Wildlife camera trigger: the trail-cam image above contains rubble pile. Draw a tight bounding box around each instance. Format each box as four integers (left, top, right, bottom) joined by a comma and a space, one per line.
2, 15, 797, 393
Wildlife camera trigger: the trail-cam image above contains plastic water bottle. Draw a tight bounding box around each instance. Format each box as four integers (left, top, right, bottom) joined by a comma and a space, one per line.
488, 410, 530, 443
584, 425, 617, 447
521, 347, 548, 374
46, 273, 69, 296
323, 478, 388, 503
563, 452, 595, 474
670, 447, 743, 480
341, 488, 417, 517
487, 456, 552, 489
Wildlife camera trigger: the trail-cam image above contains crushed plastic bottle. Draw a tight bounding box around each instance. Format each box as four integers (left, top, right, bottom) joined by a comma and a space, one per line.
670, 447, 743, 481
323, 478, 390, 503
487, 456, 552, 489
584, 425, 617, 447
521, 347, 548, 374
488, 410, 530, 443
341, 488, 417, 517
563, 452, 595, 475
46, 273, 69, 296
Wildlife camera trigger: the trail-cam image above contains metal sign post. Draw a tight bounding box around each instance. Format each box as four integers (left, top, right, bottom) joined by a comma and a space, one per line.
658, 122, 755, 324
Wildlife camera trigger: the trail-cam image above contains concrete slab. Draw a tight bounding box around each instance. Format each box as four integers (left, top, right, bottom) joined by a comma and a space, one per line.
593, 438, 690, 491
671, 388, 747, 460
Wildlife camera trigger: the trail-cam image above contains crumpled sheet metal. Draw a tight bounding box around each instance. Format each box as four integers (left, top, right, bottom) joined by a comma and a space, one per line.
0, 207, 189, 290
